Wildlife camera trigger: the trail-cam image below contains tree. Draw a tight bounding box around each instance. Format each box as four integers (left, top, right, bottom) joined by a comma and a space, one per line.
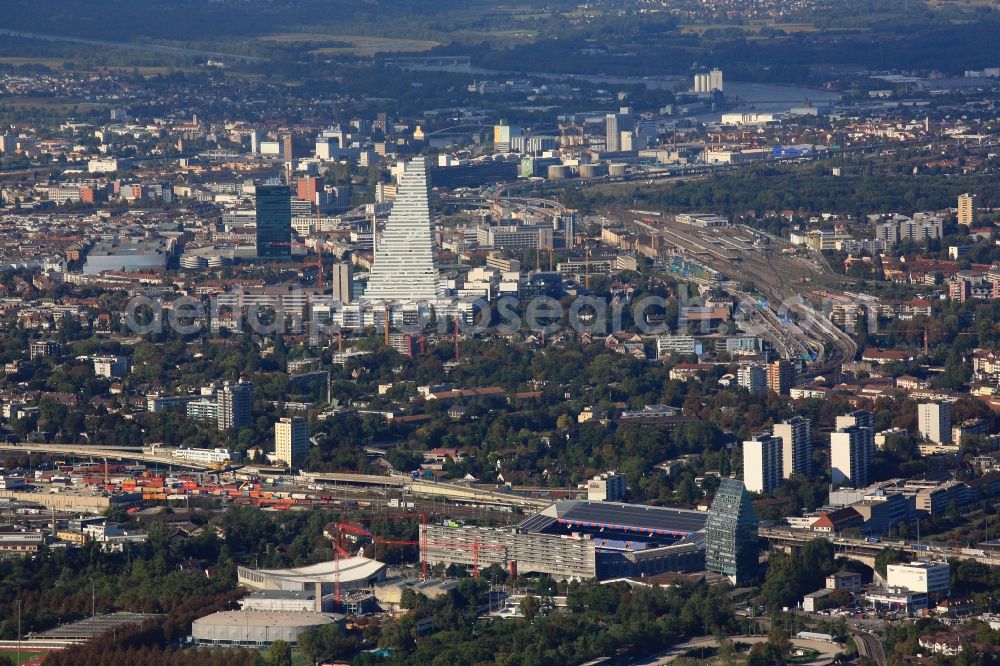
874, 547, 909, 579
520, 594, 542, 621
261, 640, 292, 666
299, 624, 357, 663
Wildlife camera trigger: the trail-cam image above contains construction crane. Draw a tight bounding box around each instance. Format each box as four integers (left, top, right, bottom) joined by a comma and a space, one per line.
373, 535, 506, 580
327, 514, 426, 606
269, 241, 326, 289
326, 518, 373, 610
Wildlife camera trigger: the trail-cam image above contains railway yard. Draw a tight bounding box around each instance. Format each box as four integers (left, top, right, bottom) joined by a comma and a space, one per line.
620, 209, 858, 377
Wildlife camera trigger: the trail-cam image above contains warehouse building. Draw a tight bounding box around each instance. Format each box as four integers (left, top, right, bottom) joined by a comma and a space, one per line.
191, 610, 343, 648
422, 499, 707, 580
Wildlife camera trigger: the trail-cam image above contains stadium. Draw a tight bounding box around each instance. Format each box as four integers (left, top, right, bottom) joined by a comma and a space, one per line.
422, 499, 708, 580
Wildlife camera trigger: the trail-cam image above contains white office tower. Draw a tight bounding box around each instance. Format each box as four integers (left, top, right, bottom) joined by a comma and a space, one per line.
773, 416, 812, 479
831, 426, 871, 488
364, 157, 439, 301
918, 402, 952, 444
743, 434, 782, 494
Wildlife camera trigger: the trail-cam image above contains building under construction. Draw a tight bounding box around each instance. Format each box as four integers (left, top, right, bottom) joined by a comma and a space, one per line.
421, 499, 707, 580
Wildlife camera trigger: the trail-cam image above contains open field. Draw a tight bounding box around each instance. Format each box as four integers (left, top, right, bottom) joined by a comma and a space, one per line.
0, 96, 103, 112
0, 56, 66, 67
0, 650, 45, 666
259, 32, 440, 55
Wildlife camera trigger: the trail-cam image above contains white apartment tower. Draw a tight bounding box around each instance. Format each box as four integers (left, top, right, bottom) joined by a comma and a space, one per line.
918, 402, 952, 444
737, 364, 767, 394
217, 380, 253, 431
773, 416, 812, 479
831, 426, 871, 488
835, 410, 875, 444
605, 113, 621, 153
275, 417, 309, 468
743, 434, 783, 494
364, 157, 439, 302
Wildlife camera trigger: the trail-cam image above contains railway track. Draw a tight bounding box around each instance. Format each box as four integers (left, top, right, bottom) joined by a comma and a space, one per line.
623, 216, 858, 374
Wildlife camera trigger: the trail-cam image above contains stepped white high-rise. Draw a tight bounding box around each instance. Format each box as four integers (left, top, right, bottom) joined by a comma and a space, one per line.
364, 157, 439, 301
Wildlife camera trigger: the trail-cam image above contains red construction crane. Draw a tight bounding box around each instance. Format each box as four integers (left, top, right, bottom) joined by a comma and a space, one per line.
374, 534, 506, 580
327, 513, 427, 608
269, 241, 326, 289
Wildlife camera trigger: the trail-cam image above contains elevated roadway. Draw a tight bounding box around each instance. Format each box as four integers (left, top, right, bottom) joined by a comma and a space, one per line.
0, 443, 216, 470
305, 471, 551, 510
762, 527, 1000, 568
1, 444, 557, 510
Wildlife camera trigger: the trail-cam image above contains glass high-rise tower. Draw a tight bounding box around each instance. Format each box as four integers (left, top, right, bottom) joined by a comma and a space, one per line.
255, 183, 292, 259
364, 157, 439, 301
705, 479, 759, 585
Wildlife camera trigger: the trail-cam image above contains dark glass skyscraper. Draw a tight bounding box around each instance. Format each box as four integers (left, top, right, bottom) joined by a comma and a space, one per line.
705, 479, 759, 585
255, 183, 291, 259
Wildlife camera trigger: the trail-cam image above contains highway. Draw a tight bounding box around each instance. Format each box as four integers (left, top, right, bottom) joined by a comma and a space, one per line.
762, 527, 1000, 567
0, 443, 216, 470
0, 29, 266, 62
0, 444, 552, 510
634, 634, 842, 665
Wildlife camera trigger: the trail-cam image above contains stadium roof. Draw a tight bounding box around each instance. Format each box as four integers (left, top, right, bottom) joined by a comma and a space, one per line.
521, 500, 707, 537
252, 556, 386, 585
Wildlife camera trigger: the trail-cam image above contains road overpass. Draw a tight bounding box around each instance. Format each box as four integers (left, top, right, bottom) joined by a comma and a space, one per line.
0, 443, 216, 470
761, 527, 1000, 569
304, 472, 551, 510
0, 444, 556, 510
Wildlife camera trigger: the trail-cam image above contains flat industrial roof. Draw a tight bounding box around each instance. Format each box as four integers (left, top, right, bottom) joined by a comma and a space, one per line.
524, 500, 707, 537
193, 610, 343, 628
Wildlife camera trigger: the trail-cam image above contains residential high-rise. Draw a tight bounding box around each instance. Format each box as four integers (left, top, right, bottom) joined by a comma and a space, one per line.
737, 364, 767, 393
255, 184, 292, 259
831, 425, 871, 488
249, 130, 260, 154
918, 402, 952, 444
948, 279, 971, 303
742, 434, 783, 494
282, 134, 294, 161
767, 359, 795, 396
835, 409, 874, 434
773, 416, 813, 478
364, 158, 439, 302
958, 193, 975, 226
274, 417, 309, 468
605, 113, 621, 153
217, 380, 253, 431
705, 479, 758, 585
331, 262, 353, 303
